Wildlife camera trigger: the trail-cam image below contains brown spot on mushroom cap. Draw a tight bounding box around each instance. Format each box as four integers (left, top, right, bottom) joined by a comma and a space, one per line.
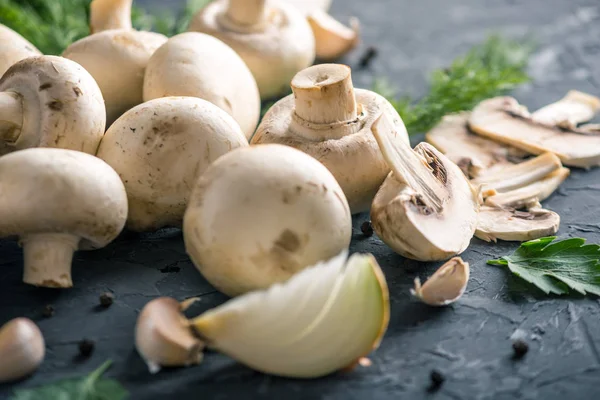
47, 100, 63, 111
273, 229, 301, 253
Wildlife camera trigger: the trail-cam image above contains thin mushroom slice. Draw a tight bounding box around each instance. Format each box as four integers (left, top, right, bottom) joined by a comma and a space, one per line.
579, 123, 600, 135
531, 90, 600, 129
370, 113, 479, 261
469, 96, 600, 168
485, 167, 570, 209
307, 10, 360, 61
411, 257, 469, 306
475, 206, 560, 243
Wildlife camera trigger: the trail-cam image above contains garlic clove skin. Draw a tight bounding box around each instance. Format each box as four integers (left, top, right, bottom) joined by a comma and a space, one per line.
190, 251, 389, 379
135, 297, 204, 374
411, 257, 469, 306
0, 318, 45, 383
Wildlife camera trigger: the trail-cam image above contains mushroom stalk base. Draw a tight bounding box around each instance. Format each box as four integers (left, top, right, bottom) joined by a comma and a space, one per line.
21, 233, 80, 288
0, 91, 23, 143
221, 0, 267, 32
90, 0, 133, 33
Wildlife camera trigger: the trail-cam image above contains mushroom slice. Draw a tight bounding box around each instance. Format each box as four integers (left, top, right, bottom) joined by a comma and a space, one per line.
188, 0, 315, 100
0, 148, 128, 288
469, 96, 600, 168
484, 167, 570, 208
579, 123, 600, 135
282, 0, 332, 14
425, 113, 529, 179
307, 10, 360, 61
0, 24, 41, 77
189, 251, 389, 378
90, 0, 132, 33
252, 63, 407, 213
531, 90, 600, 129
0, 56, 106, 156
411, 257, 469, 306
135, 297, 204, 374
0, 318, 45, 383
370, 113, 479, 261
475, 206, 560, 243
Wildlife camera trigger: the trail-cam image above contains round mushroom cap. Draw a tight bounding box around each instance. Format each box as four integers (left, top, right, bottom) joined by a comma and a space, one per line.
143, 32, 259, 140
97, 96, 248, 232
253, 89, 407, 213
0, 25, 42, 77
63, 29, 167, 127
0, 148, 128, 249
183, 144, 352, 296
188, 0, 315, 100
0, 56, 106, 156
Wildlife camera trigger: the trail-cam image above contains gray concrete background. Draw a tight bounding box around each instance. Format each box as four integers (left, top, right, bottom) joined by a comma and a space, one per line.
1, 1, 600, 399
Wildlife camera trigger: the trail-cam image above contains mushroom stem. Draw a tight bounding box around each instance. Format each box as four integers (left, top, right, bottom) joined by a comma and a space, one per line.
90, 0, 133, 33
21, 233, 80, 288
0, 91, 23, 143
224, 0, 267, 28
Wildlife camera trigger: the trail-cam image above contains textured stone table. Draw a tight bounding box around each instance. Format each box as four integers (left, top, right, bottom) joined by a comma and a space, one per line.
1, 0, 600, 399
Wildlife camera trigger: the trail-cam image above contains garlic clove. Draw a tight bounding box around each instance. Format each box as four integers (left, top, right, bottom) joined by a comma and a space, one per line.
307, 10, 360, 61
0, 318, 45, 383
411, 257, 469, 306
135, 297, 204, 374
190, 251, 389, 378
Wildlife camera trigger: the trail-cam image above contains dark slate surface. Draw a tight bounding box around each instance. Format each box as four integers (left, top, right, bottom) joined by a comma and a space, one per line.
2, 0, 600, 399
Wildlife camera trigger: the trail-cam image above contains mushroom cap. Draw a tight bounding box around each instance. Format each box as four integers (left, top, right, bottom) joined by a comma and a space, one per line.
143, 32, 259, 140
96, 96, 248, 232
188, 0, 315, 100
469, 96, 600, 168
183, 144, 352, 297
0, 148, 127, 249
252, 89, 407, 213
0, 56, 106, 156
371, 143, 479, 261
0, 25, 42, 77
63, 29, 167, 127
0, 317, 45, 383
475, 206, 560, 243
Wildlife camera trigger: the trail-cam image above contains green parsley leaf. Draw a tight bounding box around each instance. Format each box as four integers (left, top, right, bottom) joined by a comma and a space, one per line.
488, 236, 600, 296
374, 34, 535, 135
12, 360, 128, 400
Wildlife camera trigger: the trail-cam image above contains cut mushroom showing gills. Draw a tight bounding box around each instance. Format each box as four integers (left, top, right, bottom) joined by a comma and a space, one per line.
412, 257, 469, 306
0, 148, 128, 288
143, 32, 260, 140
0, 318, 45, 383
0, 24, 42, 77
188, 0, 315, 100
136, 250, 390, 378
252, 63, 407, 213
468, 95, 600, 168
63, 0, 167, 127
183, 144, 352, 297
96, 97, 248, 232
370, 114, 479, 261
0, 56, 106, 156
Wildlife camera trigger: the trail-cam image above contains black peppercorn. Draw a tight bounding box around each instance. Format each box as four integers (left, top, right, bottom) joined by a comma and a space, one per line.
78, 339, 95, 357
361, 221, 374, 237
512, 339, 529, 358
358, 46, 378, 69
99, 292, 114, 308
42, 304, 55, 318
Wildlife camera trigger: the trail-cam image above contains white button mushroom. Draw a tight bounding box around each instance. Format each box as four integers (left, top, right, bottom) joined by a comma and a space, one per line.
0, 56, 106, 156
0, 24, 42, 77
183, 144, 352, 297
143, 32, 260, 140
252, 63, 408, 213
0, 148, 128, 288
96, 96, 248, 232
0, 318, 45, 383
188, 0, 315, 100
62, 0, 167, 127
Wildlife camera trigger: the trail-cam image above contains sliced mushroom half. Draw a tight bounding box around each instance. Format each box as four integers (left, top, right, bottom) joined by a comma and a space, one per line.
475, 206, 560, 243
469, 96, 600, 168
370, 114, 479, 261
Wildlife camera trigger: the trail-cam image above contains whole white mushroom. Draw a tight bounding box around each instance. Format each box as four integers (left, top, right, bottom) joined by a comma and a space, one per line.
0, 24, 42, 77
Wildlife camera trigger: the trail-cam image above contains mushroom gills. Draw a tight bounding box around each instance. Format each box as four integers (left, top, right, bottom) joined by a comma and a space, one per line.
307, 10, 360, 61
468, 95, 600, 168
370, 113, 479, 261
411, 257, 469, 306
475, 205, 560, 243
